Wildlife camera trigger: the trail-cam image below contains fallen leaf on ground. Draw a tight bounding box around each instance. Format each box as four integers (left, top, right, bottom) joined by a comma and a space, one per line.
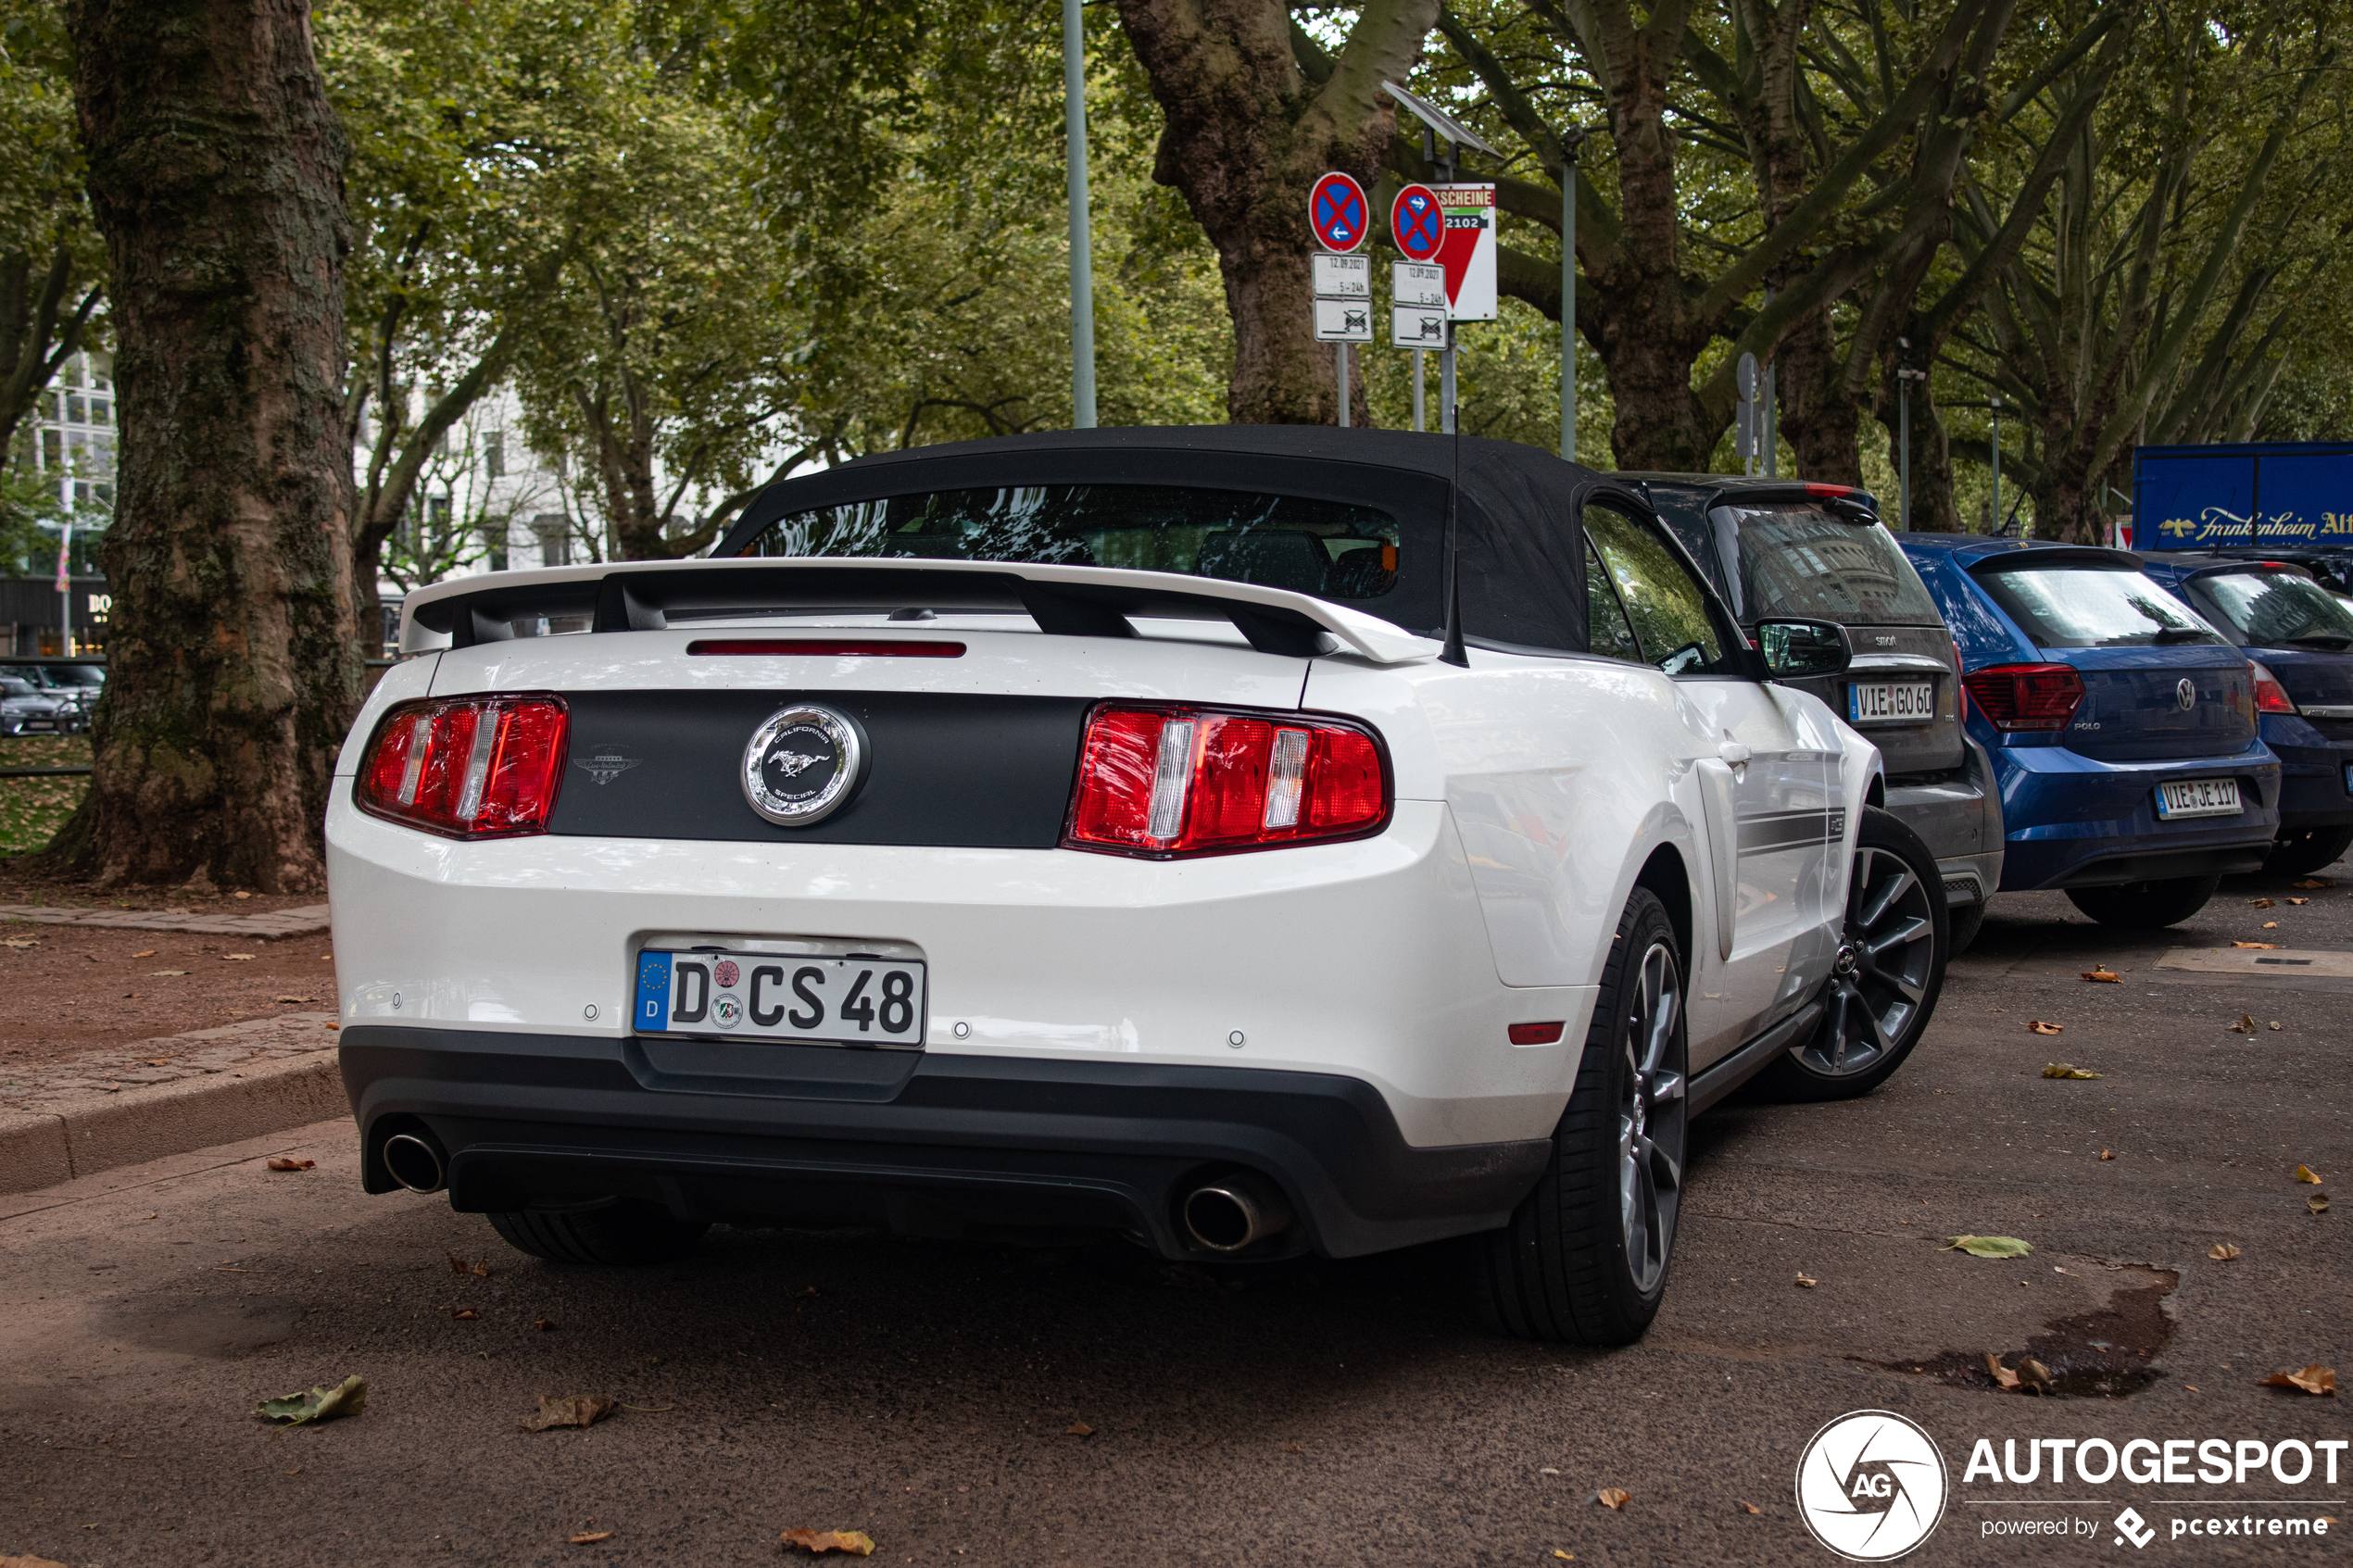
273, 995, 318, 1003
2082, 967, 2122, 983
2230, 1014, 2259, 1035
2018, 1358, 2053, 1394
2259, 1365, 2335, 1396
1, 938, 38, 949
448, 1253, 491, 1277
2248, 897, 2276, 908
2270, 1021, 2284, 1031
256, 1374, 367, 1426
2311, 1194, 2331, 1214
149, 970, 188, 976
2262, 922, 2280, 929
132, 949, 156, 957
0, 1554, 70, 1567
1064, 1422, 1094, 1436
532, 1319, 556, 1332
1943, 1235, 2033, 1258
2100, 1149, 2115, 1160
1553, 1552, 1575, 1562
1739, 1501, 1762, 1514
2208, 1242, 2241, 1261
2293, 878, 2335, 889
2289, 897, 2311, 905
2232, 941, 2279, 949
1985, 1355, 2024, 1390
2296, 1164, 2324, 1184
1794, 1273, 1818, 1287
2042, 1062, 2102, 1079
780, 1529, 876, 1556
1284, 1443, 1304, 1453
1595, 1488, 1630, 1510
520, 1395, 613, 1432
451, 1309, 477, 1320
265, 1157, 314, 1172
569, 1532, 614, 1545
2026, 1021, 2063, 1035
220, 953, 255, 961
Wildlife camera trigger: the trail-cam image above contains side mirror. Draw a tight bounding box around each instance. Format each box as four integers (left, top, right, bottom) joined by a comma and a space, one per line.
1755, 619, 1851, 680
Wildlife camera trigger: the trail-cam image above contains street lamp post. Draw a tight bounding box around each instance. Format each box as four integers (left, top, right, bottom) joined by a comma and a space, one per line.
1989, 392, 2002, 533
1559, 127, 1585, 463
1063, 0, 1097, 429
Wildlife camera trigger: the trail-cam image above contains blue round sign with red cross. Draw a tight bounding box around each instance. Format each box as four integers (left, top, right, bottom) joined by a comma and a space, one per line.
1308, 171, 1370, 254
1391, 183, 1442, 262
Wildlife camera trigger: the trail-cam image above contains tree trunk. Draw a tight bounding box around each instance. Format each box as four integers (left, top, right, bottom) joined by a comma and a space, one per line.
49, 0, 359, 892
1116, 0, 1430, 424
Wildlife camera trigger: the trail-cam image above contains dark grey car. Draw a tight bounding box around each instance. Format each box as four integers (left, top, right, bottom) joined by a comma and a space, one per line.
1634, 477, 2005, 951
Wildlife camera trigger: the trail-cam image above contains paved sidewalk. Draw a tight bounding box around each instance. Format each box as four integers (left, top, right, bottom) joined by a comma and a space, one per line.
0, 900, 330, 937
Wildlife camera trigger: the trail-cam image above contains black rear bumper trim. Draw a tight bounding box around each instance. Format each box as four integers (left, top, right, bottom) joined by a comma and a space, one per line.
339, 1025, 1553, 1260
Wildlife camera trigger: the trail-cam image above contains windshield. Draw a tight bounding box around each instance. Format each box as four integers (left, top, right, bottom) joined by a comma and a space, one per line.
2189, 571, 2353, 649
743, 484, 1402, 602
1977, 564, 2224, 649
1712, 504, 1942, 625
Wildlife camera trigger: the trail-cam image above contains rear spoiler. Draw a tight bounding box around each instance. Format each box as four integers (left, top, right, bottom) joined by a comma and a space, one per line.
397, 557, 1439, 665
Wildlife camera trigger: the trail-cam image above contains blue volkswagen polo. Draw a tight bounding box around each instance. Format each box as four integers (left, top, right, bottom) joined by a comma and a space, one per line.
1897, 536, 2281, 928
2139, 555, 2353, 877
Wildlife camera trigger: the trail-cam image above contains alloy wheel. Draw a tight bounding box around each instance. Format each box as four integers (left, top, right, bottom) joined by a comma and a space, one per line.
1617, 940, 1687, 1294
1798, 844, 1937, 1077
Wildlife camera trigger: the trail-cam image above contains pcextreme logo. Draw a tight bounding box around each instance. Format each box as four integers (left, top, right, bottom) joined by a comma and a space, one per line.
1796, 1411, 1950, 1562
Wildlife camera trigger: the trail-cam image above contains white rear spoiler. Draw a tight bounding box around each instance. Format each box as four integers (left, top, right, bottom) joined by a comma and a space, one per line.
398, 556, 1439, 665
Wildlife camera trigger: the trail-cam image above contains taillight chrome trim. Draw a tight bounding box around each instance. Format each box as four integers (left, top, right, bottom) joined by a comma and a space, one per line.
353, 694, 572, 840
1060, 700, 1393, 860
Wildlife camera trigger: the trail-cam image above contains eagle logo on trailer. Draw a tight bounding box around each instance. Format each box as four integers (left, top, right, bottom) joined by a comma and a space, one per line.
1794, 1410, 1948, 1561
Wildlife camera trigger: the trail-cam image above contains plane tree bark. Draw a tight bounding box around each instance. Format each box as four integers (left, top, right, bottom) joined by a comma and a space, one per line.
1114, 0, 1434, 424
45, 0, 359, 891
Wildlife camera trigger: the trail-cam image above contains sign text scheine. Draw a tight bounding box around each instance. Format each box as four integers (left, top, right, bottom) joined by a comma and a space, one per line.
1431, 182, 1497, 320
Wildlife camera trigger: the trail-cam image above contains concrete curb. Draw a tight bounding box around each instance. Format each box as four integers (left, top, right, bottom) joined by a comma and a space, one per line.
0, 1047, 346, 1195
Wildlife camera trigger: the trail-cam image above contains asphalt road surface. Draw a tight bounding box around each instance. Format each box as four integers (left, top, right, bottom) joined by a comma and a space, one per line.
4, 876, 2348, 1567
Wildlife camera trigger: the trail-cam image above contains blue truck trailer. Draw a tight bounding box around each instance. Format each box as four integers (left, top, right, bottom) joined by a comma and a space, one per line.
2134, 441, 2353, 550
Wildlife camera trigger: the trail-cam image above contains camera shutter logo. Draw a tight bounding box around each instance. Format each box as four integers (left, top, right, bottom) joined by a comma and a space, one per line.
1794, 1410, 1947, 1562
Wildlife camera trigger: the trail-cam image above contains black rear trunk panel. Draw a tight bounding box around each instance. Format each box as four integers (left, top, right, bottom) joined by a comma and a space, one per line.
547, 690, 1090, 847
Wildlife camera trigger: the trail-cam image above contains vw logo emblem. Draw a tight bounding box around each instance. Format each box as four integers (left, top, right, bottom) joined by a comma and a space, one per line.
2176, 677, 2196, 711
741, 704, 863, 826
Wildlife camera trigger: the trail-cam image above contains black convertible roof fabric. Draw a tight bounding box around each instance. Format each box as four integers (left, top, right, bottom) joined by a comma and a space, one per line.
716, 426, 1618, 654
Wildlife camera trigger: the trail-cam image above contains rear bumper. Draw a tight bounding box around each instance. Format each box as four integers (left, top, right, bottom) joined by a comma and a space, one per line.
1990, 742, 2281, 891
2265, 718, 2353, 831
1887, 736, 2004, 904
340, 1025, 1554, 1260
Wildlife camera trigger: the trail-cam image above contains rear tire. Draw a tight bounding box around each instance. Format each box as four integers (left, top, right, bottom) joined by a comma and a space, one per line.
1476, 886, 1687, 1346
1945, 901, 1986, 957
2262, 823, 2353, 879
2065, 874, 2221, 929
486, 1200, 709, 1265
1751, 806, 1945, 1102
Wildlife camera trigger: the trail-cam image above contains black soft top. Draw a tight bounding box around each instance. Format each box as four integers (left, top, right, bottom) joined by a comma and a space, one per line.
717, 426, 1627, 655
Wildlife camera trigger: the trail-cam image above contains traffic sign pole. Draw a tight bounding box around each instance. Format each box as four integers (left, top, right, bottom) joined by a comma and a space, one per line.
1441, 324, 1456, 436
1337, 344, 1350, 428
1413, 351, 1424, 433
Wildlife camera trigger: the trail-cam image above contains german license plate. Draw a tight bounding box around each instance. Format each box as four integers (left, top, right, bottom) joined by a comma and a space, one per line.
1847, 680, 1936, 725
2154, 778, 2242, 820
633, 950, 926, 1046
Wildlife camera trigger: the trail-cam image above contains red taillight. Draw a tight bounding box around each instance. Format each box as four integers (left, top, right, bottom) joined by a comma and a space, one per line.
1063, 704, 1390, 858
355, 696, 569, 838
1508, 1022, 1565, 1045
2249, 659, 2296, 714
1804, 483, 1856, 499
1959, 664, 2084, 733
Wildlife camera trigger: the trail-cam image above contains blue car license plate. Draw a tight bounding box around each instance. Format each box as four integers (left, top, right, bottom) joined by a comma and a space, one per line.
634, 949, 926, 1046
2154, 778, 2241, 820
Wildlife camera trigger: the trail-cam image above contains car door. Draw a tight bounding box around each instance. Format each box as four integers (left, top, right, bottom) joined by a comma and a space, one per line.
1583, 498, 1837, 1065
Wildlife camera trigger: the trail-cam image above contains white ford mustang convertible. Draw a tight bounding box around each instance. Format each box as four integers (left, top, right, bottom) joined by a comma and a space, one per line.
329, 428, 1945, 1345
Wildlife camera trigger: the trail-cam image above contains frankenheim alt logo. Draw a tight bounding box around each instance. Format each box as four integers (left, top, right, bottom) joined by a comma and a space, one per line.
1796, 1411, 1950, 1561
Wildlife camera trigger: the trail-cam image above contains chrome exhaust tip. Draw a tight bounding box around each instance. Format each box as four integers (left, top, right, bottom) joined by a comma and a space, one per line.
382, 1131, 447, 1195
1180, 1174, 1293, 1252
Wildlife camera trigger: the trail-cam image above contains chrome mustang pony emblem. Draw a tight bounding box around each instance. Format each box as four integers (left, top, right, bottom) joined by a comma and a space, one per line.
741, 705, 863, 826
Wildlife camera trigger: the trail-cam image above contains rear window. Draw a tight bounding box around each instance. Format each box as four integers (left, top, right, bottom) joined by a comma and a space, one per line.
1710, 504, 1941, 626
1976, 564, 2223, 649
743, 484, 1402, 601
2187, 571, 2353, 650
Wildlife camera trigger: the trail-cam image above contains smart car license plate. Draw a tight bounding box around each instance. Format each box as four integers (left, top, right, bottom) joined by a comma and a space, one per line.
2154, 778, 2242, 820
1847, 680, 1936, 725
633, 950, 926, 1046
